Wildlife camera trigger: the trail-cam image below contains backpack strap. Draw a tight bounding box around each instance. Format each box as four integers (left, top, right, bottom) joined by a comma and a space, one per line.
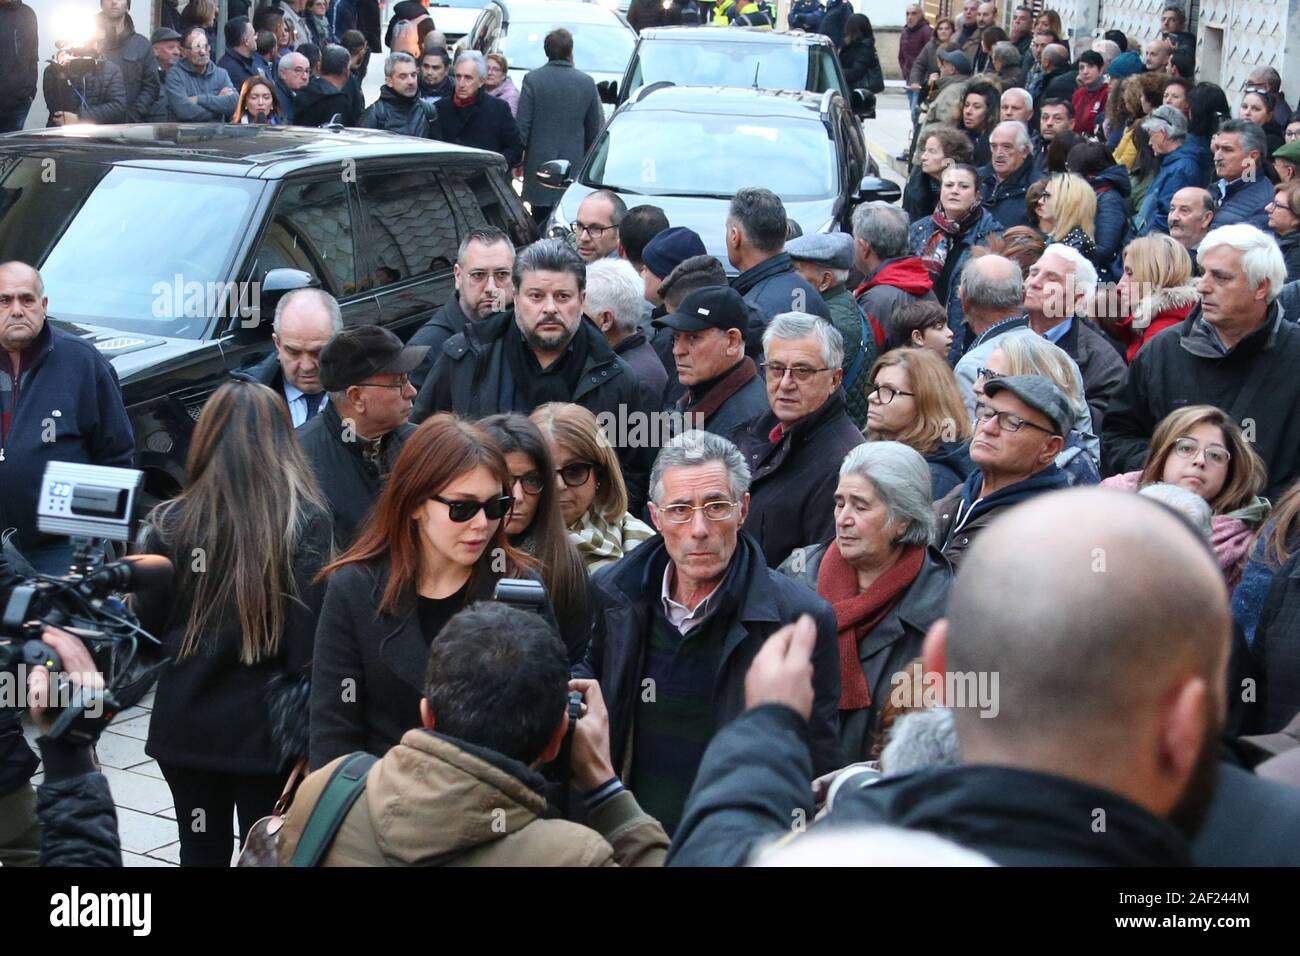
288, 751, 379, 867
842, 310, 875, 392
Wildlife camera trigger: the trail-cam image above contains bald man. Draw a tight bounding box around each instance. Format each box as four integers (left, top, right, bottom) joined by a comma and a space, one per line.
666, 489, 1257, 866
0, 261, 134, 573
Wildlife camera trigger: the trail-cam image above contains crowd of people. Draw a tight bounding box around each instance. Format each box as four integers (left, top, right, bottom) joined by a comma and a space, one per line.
3, 1, 1300, 871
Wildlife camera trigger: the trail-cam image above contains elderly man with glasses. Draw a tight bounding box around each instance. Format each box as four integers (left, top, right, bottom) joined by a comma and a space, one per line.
731, 312, 865, 569
164, 26, 237, 121
297, 325, 426, 547
577, 428, 842, 837
934, 374, 1072, 569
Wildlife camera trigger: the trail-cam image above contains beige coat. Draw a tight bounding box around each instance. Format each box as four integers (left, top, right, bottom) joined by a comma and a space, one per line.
277, 728, 669, 867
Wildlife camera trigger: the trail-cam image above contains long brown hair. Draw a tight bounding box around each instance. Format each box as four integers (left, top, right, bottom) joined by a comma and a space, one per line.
1139, 406, 1267, 515
232, 75, 283, 124
145, 380, 326, 664
531, 403, 629, 523
479, 413, 588, 624
321, 414, 534, 614
866, 348, 972, 453
1268, 481, 1300, 564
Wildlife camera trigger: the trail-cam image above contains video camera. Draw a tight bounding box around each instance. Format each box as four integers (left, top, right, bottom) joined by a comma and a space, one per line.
0, 463, 170, 745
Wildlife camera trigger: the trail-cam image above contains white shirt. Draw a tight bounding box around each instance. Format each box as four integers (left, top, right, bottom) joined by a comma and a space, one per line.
284, 381, 328, 429
660, 563, 722, 636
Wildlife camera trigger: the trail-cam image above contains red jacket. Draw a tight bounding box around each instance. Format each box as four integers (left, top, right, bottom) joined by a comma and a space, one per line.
1114, 289, 1198, 363
1072, 83, 1109, 134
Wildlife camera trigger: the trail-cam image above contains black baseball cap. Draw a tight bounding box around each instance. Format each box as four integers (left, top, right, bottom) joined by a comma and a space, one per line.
319, 325, 428, 392
652, 286, 749, 334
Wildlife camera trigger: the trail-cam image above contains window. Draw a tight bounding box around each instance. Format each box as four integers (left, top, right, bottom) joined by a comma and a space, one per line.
256, 179, 356, 297
442, 167, 531, 247
358, 170, 459, 289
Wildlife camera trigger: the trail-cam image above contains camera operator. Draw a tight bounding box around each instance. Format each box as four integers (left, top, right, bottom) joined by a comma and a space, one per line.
280, 601, 668, 866
20, 625, 120, 867
41, 21, 128, 126
0, 263, 134, 575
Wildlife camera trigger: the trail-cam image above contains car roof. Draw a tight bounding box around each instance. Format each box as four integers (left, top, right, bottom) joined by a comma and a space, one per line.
637, 26, 833, 46
496, 0, 625, 23
0, 124, 500, 178
621, 84, 834, 118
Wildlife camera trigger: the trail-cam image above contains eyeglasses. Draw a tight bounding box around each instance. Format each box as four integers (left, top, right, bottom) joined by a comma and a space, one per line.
761, 362, 833, 384
430, 494, 514, 522
974, 401, 1055, 435
353, 374, 411, 391
512, 472, 545, 495
1172, 437, 1231, 467
975, 367, 1001, 382
572, 221, 617, 239
866, 383, 915, 404
657, 501, 741, 523
555, 462, 596, 488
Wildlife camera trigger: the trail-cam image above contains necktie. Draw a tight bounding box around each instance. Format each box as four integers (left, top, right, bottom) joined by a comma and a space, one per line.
303, 391, 323, 418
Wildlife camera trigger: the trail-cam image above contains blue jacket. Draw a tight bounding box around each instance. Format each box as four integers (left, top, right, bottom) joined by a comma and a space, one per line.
1090, 164, 1132, 280
908, 207, 1002, 351
787, 0, 824, 30
0, 323, 135, 554
933, 464, 1071, 568
977, 158, 1044, 230
1138, 142, 1204, 235
731, 251, 830, 352
1214, 177, 1274, 231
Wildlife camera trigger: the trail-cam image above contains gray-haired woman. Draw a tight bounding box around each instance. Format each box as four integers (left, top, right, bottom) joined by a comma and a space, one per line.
779, 441, 953, 763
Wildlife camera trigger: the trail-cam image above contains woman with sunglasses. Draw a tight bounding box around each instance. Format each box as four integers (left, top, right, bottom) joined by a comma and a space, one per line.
309, 414, 551, 768
531, 403, 654, 572
1268, 181, 1300, 282
1240, 87, 1286, 156
863, 348, 972, 499
1101, 405, 1269, 588
480, 413, 592, 661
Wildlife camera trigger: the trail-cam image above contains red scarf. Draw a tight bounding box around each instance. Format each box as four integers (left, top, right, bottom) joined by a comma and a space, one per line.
453, 90, 478, 107
817, 542, 925, 711
918, 200, 985, 278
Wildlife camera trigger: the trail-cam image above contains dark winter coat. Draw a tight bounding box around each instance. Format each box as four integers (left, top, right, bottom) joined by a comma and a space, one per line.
407, 295, 473, 390
296, 403, 415, 548
1054, 317, 1127, 436
1088, 163, 1133, 279
99, 15, 159, 123
35, 739, 121, 867
925, 440, 974, 499
817, 0, 851, 50
897, 19, 932, 81
1280, 231, 1300, 284
933, 464, 1071, 570
518, 60, 603, 207
358, 84, 437, 137
731, 390, 866, 568
331, 0, 382, 54
665, 704, 1191, 866
1138, 141, 1206, 235
1213, 176, 1273, 231
43, 58, 127, 124
1191, 762, 1300, 866
672, 360, 771, 439
0, 0, 37, 114
0, 322, 135, 556
136, 503, 333, 775
907, 210, 1001, 345
778, 543, 952, 762
435, 92, 524, 167
839, 37, 882, 93
217, 48, 266, 98
1102, 303, 1300, 500
310, 558, 554, 769
787, 0, 824, 32
614, 332, 669, 415
902, 167, 940, 222
412, 311, 652, 513
576, 532, 842, 783
292, 75, 356, 127
978, 158, 1044, 230
1037, 65, 1077, 105
1238, 544, 1300, 734
731, 251, 831, 330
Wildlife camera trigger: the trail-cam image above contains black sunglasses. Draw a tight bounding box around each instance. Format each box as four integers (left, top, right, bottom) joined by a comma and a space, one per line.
556, 462, 596, 488
430, 494, 514, 523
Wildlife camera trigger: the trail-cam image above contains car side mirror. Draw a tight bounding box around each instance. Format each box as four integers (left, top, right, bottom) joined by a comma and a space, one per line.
597, 80, 618, 105
851, 89, 876, 119
535, 159, 572, 190
857, 175, 902, 205
248, 267, 318, 333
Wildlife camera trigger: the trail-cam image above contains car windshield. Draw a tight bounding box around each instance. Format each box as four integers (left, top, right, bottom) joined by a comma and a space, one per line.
503, 18, 634, 73
0, 159, 260, 339
584, 110, 836, 200
628, 40, 827, 95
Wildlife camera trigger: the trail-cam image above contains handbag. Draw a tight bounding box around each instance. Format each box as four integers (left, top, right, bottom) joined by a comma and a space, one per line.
236, 758, 309, 867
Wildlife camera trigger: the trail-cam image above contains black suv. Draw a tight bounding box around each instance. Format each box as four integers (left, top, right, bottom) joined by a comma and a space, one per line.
0, 124, 535, 500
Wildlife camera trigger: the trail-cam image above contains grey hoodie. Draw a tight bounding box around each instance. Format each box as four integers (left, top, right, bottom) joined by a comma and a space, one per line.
163, 57, 237, 122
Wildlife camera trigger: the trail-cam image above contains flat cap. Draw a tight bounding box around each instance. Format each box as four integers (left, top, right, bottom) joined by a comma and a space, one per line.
786, 232, 855, 271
